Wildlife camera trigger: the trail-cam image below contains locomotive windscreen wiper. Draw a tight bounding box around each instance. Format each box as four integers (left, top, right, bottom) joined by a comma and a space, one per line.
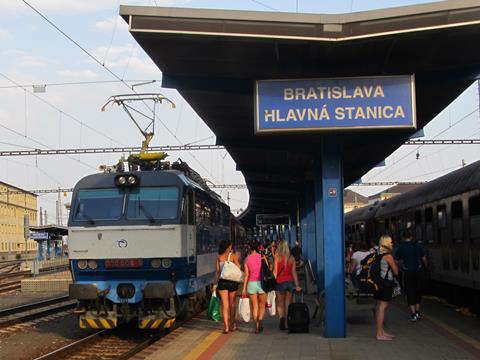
79, 211, 95, 225
139, 204, 156, 224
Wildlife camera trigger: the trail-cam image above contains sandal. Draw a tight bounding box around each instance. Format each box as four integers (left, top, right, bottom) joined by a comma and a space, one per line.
222, 330, 229, 334
231, 323, 237, 332
376, 335, 393, 341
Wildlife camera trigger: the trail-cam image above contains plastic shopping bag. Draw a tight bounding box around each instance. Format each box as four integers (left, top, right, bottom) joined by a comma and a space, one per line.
392, 279, 402, 298
207, 292, 221, 321
266, 291, 276, 316
238, 295, 251, 322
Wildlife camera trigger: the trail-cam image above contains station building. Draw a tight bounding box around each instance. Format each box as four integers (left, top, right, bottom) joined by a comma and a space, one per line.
0, 181, 38, 256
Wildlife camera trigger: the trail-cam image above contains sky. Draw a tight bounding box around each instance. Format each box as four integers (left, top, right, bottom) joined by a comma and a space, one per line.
0, 0, 478, 225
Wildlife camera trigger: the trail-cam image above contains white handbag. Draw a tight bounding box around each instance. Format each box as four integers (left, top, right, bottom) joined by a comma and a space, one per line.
220, 253, 243, 283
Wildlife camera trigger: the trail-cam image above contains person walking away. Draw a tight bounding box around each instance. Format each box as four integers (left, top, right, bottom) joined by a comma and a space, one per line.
395, 230, 428, 321
375, 235, 399, 341
273, 240, 301, 330
349, 241, 370, 289
242, 240, 267, 333
291, 241, 303, 267
214, 240, 241, 334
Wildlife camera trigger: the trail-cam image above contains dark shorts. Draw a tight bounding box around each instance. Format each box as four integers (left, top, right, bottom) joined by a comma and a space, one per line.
276, 281, 294, 293
217, 279, 239, 292
374, 285, 393, 302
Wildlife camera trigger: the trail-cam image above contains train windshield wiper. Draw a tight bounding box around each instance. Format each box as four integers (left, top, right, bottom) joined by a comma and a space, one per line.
139, 204, 156, 224
80, 211, 95, 225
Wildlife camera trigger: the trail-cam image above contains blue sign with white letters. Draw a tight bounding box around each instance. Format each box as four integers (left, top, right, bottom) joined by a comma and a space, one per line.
255, 75, 416, 133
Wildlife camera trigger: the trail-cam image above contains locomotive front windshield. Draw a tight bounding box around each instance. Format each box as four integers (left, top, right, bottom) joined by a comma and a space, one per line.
127, 187, 179, 220
71, 186, 180, 223
73, 189, 123, 221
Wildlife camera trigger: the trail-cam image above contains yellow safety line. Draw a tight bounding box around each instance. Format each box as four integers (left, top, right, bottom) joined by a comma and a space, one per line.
182, 332, 221, 360
426, 314, 480, 351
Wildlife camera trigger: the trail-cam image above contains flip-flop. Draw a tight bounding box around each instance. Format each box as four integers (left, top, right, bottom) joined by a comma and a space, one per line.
376, 335, 393, 341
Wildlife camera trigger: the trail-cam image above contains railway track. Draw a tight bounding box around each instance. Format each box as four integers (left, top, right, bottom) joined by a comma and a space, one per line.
0, 279, 21, 293
34, 306, 203, 360
0, 295, 75, 330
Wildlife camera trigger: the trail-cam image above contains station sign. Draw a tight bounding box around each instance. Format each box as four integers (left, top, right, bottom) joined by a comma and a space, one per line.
255, 75, 416, 133
256, 214, 290, 226
30, 232, 49, 240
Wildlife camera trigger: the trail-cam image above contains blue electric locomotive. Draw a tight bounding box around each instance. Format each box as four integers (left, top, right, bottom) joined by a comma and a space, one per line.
68, 159, 244, 329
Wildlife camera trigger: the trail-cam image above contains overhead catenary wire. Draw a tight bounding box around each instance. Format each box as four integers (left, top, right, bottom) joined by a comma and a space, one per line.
0, 72, 127, 147
21, 0, 220, 183
0, 122, 97, 171
0, 79, 161, 89
365, 107, 479, 181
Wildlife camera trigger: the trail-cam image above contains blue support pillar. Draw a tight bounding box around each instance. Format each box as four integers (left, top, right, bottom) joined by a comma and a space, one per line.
303, 183, 316, 270
317, 141, 346, 337
37, 240, 44, 261
46, 238, 51, 259
313, 169, 325, 293
289, 209, 297, 247
54, 241, 59, 257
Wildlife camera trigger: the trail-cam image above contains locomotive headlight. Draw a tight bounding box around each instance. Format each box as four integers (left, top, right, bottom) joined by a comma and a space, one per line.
87, 260, 98, 270
151, 258, 162, 268
77, 260, 88, 270
117, 176, 126, 185
161, 259, 172, 269
127, 176, 137, 185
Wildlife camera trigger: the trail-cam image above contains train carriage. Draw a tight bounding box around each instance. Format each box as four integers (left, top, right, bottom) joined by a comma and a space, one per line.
345, 160, 480, 311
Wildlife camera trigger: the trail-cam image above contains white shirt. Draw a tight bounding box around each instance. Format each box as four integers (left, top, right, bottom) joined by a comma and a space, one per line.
351, 251, 370, 275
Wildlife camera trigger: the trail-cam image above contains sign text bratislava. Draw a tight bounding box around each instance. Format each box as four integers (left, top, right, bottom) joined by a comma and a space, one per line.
255, 75, 416, 133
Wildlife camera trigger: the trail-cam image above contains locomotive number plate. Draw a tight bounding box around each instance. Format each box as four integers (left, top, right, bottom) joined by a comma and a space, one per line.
105, 259, 144, 268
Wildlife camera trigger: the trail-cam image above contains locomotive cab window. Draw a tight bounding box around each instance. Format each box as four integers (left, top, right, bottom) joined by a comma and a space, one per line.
451, 200, 463, 243
469, 195, 480, 243
127, 187, 179, 220
73, 189, 123, 221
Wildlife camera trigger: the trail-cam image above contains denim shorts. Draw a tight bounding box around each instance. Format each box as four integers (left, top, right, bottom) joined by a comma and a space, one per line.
276, 281, 294, 293
247, 281, 265, 294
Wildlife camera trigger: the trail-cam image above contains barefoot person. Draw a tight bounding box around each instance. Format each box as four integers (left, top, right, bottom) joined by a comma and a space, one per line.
375, 235, 399, 341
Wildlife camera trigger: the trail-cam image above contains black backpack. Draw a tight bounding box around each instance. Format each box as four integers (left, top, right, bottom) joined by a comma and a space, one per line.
358, 252, 393, 293
261, 258, 277, 293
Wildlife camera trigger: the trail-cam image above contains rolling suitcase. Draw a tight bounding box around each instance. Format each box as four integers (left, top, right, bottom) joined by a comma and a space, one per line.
287, 291, 310, 333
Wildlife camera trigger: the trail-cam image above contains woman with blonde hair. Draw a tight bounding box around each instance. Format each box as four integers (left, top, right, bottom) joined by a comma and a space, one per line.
375, 235, 399, 341
273, 240, 301, 330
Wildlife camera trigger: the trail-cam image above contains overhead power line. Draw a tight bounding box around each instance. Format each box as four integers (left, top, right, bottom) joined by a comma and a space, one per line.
22, 0, 221, 183
0, 144, 224, 157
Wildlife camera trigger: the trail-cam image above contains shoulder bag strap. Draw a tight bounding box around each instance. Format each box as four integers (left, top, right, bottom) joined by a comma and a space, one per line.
227, 252, 232, 263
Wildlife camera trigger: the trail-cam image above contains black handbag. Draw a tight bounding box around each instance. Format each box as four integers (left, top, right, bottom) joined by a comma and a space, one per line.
261, 258, 277, 292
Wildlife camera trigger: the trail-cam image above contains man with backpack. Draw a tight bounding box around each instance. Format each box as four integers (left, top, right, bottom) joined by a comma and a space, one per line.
395, 229, 428, 321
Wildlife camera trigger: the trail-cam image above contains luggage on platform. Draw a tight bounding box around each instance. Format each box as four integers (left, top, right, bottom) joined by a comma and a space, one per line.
287, 291, 309, 333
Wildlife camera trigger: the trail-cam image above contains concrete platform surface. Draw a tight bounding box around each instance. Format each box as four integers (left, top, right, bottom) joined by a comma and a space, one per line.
131, 295, 480, 360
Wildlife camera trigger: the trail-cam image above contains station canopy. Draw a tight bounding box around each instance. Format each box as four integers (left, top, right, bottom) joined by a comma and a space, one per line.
121, 1, 480, 226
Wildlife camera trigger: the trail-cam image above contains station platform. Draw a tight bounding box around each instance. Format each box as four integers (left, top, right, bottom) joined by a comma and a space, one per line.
21, 270, 72, 293
132, 295, 480, 360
